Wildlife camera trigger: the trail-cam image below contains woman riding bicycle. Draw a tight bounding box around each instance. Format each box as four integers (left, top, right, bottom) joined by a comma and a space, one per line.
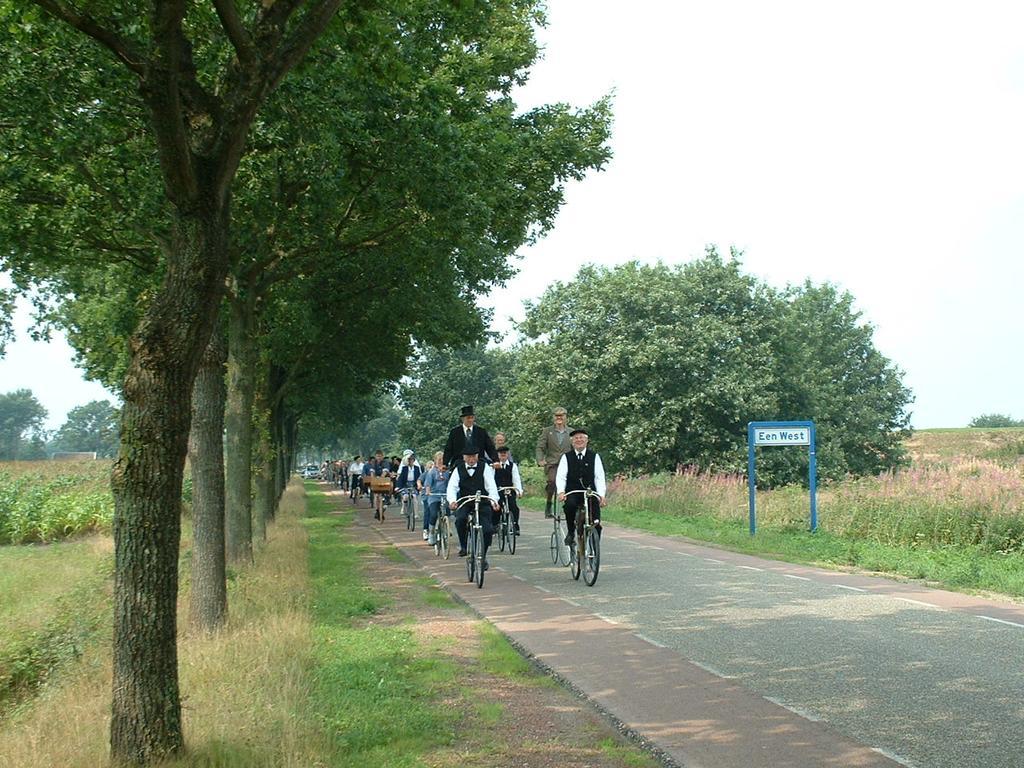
421, 450, 449, 546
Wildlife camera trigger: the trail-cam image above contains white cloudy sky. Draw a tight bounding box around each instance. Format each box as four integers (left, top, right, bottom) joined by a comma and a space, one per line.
2, 1, 1022, 430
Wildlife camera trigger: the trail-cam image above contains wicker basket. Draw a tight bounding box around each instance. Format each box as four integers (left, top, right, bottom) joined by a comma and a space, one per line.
369, 476, 393, 493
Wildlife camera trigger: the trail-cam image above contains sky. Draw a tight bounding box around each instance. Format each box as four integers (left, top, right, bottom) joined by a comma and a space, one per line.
2, 1, 1023, 430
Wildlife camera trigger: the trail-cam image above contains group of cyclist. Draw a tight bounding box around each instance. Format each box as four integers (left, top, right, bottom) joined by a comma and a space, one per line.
324, 404, 606, 575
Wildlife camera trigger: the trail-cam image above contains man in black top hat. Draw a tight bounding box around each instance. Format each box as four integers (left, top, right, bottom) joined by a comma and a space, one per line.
443, 404, 498, 469
556, 428, 607, 546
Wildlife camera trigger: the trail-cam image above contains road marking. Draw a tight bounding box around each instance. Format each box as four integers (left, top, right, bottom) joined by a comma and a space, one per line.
509, 574, 526, 582
692, 660, 735, 679
704, 558, 724, 564
737, 565, 764, 572
833, 584, 868, 592
784, 574, 812, 582
596, 613, 619, 625
871, 747, 920, 767
636, 633, 667, 648
763, 695, 822, 722
980, 615, 1024, 629
894, 597, 939, 609
563, 598, 582, 607
535, 585, 552, 594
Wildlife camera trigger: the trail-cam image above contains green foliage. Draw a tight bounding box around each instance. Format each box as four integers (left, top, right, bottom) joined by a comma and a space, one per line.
398, 344, 511, 456
0, 465, 114, 544
0, 389, 47, 460
510, 248, 912, 481
50, 400, 120, 458
969, 413, 1024, 428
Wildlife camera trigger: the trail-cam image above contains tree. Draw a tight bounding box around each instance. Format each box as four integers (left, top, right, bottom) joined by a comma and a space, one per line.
51, 399, 120, 457
1, 3, 358, 762
512, 250, 780, 474
0, 389, 47, 460
506, 248, 912, 482
399, 344, 511, 457
969, 413, 1024, 428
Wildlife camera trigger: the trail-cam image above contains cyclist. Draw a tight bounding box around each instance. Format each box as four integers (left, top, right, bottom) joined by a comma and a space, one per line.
420, 450, 449, 545
395, 449, 424, 537
493, 444, 524, 534
536, 406, 574, 518
348, 455, 364, 501
556, 428, 606, 546
364, 449, 392, 519
443, 404, 498, 469
446, 443, 500, 567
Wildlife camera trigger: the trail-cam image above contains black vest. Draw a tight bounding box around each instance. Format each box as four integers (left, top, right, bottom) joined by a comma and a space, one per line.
494, 459, 515, 488
456, 462, 486, 496
565, 449, 596, 492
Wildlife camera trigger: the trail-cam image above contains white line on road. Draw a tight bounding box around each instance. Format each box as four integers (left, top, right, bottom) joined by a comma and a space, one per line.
563, 598, 582, 607
704, 558, 724, 564
763, 695, 822, 722
737, 565, 764, 572
894, 597, 939, 609
692, 660, 735, 679
636, 633, 667, 648
784, 574, 812, 582
871, 747, 920, 768
535, 585, 552, 594
833, 584, 868, 592
980, 615, 1024, 629
596, 613, 619, 625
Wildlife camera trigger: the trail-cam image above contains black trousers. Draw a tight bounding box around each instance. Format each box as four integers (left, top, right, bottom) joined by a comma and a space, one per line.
456, 501, 494, 552
563, 494, 599, 537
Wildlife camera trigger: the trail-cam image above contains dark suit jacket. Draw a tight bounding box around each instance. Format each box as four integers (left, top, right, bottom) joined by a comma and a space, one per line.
443, 424, 497, 468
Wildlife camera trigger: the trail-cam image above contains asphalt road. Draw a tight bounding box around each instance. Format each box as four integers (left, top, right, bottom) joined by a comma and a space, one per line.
356, 490, 1024, 768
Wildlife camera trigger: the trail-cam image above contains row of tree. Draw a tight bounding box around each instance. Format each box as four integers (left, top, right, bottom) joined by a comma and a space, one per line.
0, 390, 120, 460
1, 2, 611, 764
305, 249, 913, 487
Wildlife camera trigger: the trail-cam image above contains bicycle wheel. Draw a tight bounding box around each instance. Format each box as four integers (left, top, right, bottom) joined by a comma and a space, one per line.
583, 527, 600, 586
466, 526, 476, 582
557, 517, 570, 566
404, 497, 412, 531
570, 530, 582, 580
474, 528, 485, 589
509, 516, 517, 555
550, 528, 560, 564
440, 516, 451, 559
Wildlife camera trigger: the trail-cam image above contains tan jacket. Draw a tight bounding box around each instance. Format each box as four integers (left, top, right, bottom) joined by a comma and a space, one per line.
536, 425, 574, 466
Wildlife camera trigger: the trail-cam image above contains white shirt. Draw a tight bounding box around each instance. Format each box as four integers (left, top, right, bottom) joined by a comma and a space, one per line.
349, 461, 364, 475
495, 461, 523, 495
555, 451, 607, 498
446, 462, 499, 507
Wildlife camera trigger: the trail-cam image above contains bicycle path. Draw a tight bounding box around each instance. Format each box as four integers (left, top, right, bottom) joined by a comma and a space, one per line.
343, 490, 910, 768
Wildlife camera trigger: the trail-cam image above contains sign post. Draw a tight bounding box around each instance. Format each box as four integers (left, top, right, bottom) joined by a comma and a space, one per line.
747, 421, 817, 535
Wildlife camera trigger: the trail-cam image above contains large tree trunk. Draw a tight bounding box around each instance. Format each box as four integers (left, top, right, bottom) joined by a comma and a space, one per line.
110, 208, 229, 765
224, 293, 257, 563
188, 319, 228, 632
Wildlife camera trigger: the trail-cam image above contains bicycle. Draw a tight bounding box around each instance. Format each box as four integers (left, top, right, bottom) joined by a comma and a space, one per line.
369, 475, 392, 522
564, 488, 601, 586
430, 496, 453, 559
497, 487, 518, 555
549, 505, 570, 567
454, 492, 486, 588
400, 488, 418, 531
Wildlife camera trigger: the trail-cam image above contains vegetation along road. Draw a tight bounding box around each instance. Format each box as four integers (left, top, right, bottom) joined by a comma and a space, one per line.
374, 496, 1024, 768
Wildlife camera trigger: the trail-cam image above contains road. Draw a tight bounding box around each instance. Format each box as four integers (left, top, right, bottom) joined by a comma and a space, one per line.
361, 494, 1024, 768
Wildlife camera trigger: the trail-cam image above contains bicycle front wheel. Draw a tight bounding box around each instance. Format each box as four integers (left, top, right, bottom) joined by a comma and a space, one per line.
509, 518, 517, 555
466, 527, 476, 583
583, 527, 600, 586
440, 517, 451, 559
474, 528, 485, 589
570, 530, 582, 580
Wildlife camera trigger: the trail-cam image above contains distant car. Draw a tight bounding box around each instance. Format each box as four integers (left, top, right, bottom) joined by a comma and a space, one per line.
300, 465, 321, 479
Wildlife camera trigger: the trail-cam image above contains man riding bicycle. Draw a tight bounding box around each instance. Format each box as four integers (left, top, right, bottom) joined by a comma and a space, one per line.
556, 428, 606, 546
493, 444, 524, 534
446, 443, 500, 568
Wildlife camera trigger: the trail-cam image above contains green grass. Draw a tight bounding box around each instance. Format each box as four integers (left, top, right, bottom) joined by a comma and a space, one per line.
303, 485, 458, 768
477, 622, 536, 682
0, 536, 112, 715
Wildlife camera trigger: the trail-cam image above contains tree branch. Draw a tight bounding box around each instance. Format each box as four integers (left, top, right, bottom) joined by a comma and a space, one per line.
264, 0, 344, 93
30, 0, 145, 76
212, 0, 257, 65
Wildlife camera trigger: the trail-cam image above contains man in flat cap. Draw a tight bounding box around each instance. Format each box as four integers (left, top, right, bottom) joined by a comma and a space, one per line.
536, 406, 574, 518
443, 405, 497, 469
556, 427, 606, 546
